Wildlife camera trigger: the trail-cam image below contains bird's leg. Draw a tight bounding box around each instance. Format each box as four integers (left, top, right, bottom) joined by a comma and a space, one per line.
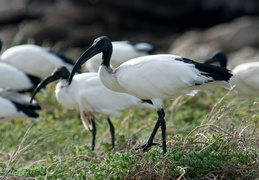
91, 119, 97, 151
158, 109, 167, 153
106, 116, 115, 149
141, 119, 161, 150
135, 109, 165, 151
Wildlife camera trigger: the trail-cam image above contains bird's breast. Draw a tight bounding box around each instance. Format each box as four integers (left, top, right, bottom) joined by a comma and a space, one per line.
55, 84, 78, 109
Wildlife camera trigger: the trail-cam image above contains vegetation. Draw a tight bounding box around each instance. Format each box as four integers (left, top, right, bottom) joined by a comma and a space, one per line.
0, 84, 258, 179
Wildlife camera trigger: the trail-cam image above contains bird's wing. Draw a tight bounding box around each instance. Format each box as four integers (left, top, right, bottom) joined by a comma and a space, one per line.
80, 110, 95, 131
115, 55, 200, 99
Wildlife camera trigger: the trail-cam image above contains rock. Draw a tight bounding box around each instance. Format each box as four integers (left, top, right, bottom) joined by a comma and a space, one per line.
1, 0, 259, 51
228, 46, 259, 69
168, 16, 259, 65
203, 16, 259, 51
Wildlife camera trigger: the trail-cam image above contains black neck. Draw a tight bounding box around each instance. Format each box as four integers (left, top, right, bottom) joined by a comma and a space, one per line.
219, 59, 227, 68
101, 45, 113, 68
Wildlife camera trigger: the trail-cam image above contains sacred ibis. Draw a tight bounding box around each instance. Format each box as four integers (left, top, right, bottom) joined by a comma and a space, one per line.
0, 89, 41, 122
30, 66, 154, 150
85, 41, 155, 72
68, 36, 233, 153
0, 44, 76, 79
0, 62, 41, 93
204, 50, 259, 97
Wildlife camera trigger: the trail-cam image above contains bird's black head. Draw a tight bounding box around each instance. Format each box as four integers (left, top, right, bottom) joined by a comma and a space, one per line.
55, 66, 70, 79
68, 36, 113, 85
204, 50, 228, 68
30, 66, 70, 103
92, 36, 112, 51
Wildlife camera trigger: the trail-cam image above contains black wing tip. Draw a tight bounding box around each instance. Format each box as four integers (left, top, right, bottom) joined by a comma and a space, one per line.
141, 99, 153, 105
177, 57, 233, 82
12, 101, 41, 118
200, 63, 233, 82
25, 74, 42, 88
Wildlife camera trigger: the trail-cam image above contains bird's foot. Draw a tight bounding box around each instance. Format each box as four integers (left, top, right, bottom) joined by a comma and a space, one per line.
134, 142, 161, 151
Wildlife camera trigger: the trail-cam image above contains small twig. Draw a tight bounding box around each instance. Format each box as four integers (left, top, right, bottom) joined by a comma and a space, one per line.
184, 124, 232, 143
177, 166, 187, 180
184, 124, 211, 142
199, 134, 232, 152
206, 87, 234, 121
238, 125, 251, 137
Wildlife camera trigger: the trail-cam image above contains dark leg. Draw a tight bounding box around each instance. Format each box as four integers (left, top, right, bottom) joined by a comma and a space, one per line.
135, 109, 165, 151
91, 119, 97, 151
135, 119, 160, 150
106, 116, 115, 149
158, 109, 167, 153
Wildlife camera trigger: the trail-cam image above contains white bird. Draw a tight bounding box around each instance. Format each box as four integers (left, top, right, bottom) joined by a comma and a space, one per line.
0, 62, 41, 93
30, 66, 154, 150
204, 51, 259, 97
68, 36, 233, 153
0, 89, 41, 122
85, 41, 155, 72
0, 44, 76, 79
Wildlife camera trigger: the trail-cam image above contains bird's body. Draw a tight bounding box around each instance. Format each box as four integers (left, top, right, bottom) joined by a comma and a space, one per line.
31, 66, 154, 150
230, 62, 259, 96
56, 72, 153, 122
204, 51, 259, 97
0, 44, 75, 78
0, 62, 41, 92
85, 41, 155, 72
0, 89, 41, 122
100, 54, 231, 105
69, 36, 233, 153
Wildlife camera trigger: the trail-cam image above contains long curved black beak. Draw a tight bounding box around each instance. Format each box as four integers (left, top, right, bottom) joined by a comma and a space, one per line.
68, 45, 100, 85
30, 74, 60, 104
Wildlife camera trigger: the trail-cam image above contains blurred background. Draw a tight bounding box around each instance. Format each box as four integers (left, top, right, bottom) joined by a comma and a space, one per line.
1, 0, 259, 68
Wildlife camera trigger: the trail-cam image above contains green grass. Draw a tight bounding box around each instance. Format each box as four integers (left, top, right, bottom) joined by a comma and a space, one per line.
0, 85, 258, 179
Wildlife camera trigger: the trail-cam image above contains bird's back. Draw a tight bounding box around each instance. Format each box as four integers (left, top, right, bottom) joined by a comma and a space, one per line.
0, 63, 34, 91
70, 72, 153, 116
231, 62, 259, 96
0, 94, 40, 122
1, 44, 73, 78
108, 54, 232, 100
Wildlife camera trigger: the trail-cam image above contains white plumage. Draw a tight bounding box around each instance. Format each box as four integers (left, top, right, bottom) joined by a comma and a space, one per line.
0, 89, 41, 122
68, 36, 233, 153
0, 44, 75, 79
204, 51, 259, 97
85, 41, 155, 72
0, 62, 41, 92
100, 55, 231, 100
30, 66, 154, 150
230, 62, 259, 96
